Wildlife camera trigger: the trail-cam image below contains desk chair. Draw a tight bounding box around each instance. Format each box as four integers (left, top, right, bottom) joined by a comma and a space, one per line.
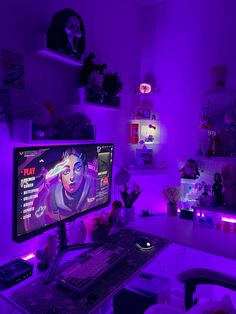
145, 268, 236, 313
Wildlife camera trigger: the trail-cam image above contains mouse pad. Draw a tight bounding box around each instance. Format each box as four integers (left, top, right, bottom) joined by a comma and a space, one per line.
10, 228, 169, 314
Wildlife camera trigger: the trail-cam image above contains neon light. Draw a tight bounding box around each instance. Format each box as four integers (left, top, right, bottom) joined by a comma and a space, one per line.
139, 83, 152, 94
22, 253, 35, 260
177, 209, 181, 213
196, 212, 201, 217
221, 217, 236, 224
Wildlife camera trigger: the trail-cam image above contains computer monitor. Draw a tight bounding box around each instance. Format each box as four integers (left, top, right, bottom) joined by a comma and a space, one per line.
13, 143, 114, 243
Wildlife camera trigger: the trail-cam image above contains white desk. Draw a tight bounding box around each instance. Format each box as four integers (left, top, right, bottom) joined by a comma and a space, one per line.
129, 215, 236, 260
1, 215, 236, 313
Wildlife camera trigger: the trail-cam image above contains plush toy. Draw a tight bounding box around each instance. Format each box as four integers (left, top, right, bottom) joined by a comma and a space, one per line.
79, 53, 107, 87
180, 158, 200, 180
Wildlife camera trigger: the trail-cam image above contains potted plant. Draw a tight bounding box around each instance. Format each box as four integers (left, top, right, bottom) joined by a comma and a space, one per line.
102, 71, 122, 95
163, 186, 181, 216
118, 181, 142, 223
102, 71, 122, 106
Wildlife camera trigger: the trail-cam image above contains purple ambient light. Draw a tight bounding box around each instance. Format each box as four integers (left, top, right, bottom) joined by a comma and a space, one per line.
22, 253, 36, 261
221, 217, 236, 224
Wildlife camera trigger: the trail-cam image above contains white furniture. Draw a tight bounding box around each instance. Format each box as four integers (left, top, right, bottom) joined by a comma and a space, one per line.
129, 215, 236, 260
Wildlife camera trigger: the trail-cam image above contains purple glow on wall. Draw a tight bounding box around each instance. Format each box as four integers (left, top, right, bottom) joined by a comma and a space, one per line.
22, 253, 36, 261
1, 0, 236, 265
221, 217, 236, 224
0, 0, 140, 262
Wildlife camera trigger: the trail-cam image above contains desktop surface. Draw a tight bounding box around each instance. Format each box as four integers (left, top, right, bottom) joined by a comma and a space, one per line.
7, 228, 169, 314
128, 215, 236, 261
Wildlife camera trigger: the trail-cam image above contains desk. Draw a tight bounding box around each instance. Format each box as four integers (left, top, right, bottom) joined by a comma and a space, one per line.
129, 215, 236, 260
1, 215, 236, 313
0, 228, 169, 314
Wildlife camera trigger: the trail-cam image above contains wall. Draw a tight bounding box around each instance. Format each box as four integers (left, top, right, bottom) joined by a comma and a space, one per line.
0, 0, 141, 263
135, 0, 236, 212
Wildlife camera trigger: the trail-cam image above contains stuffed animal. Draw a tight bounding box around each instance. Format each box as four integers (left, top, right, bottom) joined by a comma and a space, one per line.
79, 53, 107, 87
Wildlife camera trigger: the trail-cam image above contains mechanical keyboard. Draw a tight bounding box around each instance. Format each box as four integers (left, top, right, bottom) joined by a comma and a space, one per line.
57, 242, 129, 294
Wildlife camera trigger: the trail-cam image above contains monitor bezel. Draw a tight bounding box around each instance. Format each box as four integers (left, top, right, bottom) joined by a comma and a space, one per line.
13, 143, 114, 243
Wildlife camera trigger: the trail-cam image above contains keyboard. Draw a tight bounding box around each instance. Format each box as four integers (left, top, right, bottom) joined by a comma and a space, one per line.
57, 242, 129, 294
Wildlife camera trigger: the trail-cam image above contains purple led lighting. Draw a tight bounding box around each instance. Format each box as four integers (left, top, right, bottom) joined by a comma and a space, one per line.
221, 217, 236, 224
22, 253, 35, 260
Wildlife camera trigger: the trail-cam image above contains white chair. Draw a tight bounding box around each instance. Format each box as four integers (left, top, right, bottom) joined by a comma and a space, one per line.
145, 268, 236, 313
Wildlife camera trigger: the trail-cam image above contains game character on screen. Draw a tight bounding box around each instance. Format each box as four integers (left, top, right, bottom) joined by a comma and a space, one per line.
32, 148, 96, 225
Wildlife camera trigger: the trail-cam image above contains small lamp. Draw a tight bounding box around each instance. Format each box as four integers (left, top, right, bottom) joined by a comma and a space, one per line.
139, 83, 152, 94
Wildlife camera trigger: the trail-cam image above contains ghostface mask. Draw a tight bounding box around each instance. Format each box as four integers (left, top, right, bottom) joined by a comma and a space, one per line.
47, 8, 86, 60
65, 15, 82, 54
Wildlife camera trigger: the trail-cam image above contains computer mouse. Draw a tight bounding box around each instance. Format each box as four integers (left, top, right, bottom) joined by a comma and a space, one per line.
135, 237, 153, 250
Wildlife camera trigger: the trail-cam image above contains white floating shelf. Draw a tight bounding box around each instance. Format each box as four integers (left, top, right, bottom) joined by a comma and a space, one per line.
12, 119, 95, 143
196, 155, 236, 162
68, 88, 121, 110
29, 34, 83, 67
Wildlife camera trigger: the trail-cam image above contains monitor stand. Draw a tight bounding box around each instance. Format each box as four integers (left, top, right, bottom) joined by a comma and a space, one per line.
44, 222, 106, 284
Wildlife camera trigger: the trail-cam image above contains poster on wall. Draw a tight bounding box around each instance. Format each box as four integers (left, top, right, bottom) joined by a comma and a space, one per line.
1, 49, 24, 89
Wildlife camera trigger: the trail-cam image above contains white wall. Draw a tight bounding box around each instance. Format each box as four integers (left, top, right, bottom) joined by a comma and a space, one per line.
0, 0, 141, 262
134, 0, 236, 212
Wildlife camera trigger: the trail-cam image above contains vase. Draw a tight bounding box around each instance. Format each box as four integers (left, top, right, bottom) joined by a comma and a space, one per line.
167, 203, 177, 216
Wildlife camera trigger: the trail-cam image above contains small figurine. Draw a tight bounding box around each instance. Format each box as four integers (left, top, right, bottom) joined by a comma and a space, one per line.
212, 172, 223, 206
180, 158, 200, 180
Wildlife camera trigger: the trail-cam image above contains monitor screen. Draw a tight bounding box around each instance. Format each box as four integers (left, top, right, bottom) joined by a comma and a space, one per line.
13, 143, 114, 242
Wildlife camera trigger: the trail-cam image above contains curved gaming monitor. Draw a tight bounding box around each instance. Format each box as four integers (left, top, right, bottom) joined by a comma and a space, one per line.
13, 143, 114, 242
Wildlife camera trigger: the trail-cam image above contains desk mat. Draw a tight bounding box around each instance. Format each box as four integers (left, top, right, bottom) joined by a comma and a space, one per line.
10, 228, 169, 314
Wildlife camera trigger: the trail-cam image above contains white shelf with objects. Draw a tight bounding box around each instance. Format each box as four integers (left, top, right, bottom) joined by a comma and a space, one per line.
11, 33, 99, 143
127, 82, 167, 172
67, 87, 121, 110
129, 118, 160, 170
194, 90, 236, 209
12, 118, 95, 143
198, 90, 236, 159
28, 34, 83, 66
128, 112, 166, 172
179, 87, 236, 229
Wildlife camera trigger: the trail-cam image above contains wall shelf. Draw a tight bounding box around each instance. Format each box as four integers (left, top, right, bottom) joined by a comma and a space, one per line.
196, 155, 236, 162
12, 119, 95, 143
29, 34, 83, 67
195, 155, 236, 178
128, 161, 168, 175
68, 88, 121, 110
